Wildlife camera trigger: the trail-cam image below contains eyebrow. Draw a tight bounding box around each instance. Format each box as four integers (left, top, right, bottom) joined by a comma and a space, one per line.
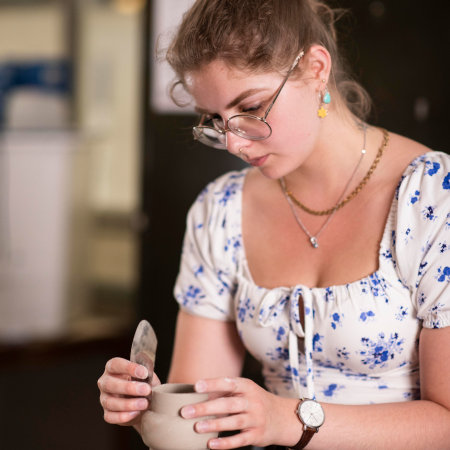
226, 88, 268, 109
195, 87, 269, 115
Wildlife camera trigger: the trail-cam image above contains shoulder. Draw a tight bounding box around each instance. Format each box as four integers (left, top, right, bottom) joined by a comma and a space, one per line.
392, 150, 450, 293
396, 150, 450, 205
185, 168, 249, 232
191, 169, 248, 209
394, 150, 450, 231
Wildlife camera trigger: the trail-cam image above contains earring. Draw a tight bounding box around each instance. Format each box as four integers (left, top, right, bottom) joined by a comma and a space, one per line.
317, 80, 331, 118
238, 147, 247, 158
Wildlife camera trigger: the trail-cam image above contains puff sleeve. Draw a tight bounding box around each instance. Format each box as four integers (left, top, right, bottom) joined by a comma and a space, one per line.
173, 171, 246, 322
394, 152, 450, 328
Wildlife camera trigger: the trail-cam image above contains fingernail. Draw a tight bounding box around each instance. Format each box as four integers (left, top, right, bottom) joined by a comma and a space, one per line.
137, 398, 148, 409
181, 406, 195, 418
137, 383, 150, 395
195, 380, 206, 392
135, 366, 148, 379
224, 377, 236, 389
209, 439, 220, 449
195, 421, 209, 432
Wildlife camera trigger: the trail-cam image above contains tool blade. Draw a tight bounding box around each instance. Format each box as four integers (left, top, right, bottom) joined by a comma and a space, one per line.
130, 319, 157, 384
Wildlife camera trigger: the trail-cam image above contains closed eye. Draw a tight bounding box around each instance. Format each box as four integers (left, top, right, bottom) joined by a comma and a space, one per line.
242, 105, 262, 114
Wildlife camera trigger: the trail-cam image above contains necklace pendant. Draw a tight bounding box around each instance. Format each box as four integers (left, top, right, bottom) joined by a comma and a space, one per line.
310, 236, 319, 248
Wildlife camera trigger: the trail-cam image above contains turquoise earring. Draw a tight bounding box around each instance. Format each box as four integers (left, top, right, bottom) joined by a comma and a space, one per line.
317, 81, 331, 118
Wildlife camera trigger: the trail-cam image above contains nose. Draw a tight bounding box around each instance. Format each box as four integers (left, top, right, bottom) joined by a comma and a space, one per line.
225, 132, 249, 156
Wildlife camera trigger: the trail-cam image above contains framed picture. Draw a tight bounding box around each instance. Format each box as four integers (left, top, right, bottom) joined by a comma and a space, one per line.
150, 0, 195, 113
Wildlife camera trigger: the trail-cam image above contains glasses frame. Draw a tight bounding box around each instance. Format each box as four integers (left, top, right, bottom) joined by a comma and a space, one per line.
193, 50, 305, 149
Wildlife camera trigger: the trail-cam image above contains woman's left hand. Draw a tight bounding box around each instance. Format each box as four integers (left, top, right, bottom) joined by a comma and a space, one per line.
180, 377, 300, 449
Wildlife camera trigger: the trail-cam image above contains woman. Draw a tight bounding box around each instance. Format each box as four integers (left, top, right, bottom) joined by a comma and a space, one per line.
98, 1, 450, 448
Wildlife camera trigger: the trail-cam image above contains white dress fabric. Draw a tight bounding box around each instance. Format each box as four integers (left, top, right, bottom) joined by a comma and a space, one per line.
174, 151, 450, 405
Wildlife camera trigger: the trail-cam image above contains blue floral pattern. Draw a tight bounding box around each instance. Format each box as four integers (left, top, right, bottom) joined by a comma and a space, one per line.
174, 151, 449, 405
360, 332, 405, 369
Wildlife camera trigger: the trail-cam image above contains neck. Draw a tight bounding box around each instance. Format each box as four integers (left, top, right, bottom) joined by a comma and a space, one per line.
283, 116, 372, 205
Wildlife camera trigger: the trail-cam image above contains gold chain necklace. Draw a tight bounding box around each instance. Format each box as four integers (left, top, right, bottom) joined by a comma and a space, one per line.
280, 128, 390, 216
280, 145, 366, 248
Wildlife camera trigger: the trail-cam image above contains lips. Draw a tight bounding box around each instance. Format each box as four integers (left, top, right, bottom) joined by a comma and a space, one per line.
248, 154, 269, 167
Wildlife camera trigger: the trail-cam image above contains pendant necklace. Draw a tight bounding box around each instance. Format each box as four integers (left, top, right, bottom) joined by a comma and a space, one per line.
279, 125, 382, 249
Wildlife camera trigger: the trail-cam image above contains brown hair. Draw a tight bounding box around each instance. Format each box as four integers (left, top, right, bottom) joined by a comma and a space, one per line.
165, 0, 371, 120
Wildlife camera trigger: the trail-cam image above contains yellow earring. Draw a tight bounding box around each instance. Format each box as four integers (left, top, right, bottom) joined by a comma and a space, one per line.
317, 81, 331, 118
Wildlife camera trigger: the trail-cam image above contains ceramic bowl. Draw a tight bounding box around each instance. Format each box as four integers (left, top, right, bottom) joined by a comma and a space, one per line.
141, 383, 218, 450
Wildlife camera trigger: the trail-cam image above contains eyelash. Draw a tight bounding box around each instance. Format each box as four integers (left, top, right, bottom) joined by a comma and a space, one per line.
206, 104, 263, 122
242, 104, 262, 114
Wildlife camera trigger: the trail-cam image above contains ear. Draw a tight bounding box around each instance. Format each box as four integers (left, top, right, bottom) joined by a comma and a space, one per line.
305, 44, 332, 88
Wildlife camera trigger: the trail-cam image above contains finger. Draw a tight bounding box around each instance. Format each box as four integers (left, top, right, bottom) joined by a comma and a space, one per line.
195, 412, 250, 434
98, 375, 151, 397
103, 409, 141, 425
207, 430, 254, 450
100, 393, 149, 413
194, 377, 242, 395
105, 357, 149, 380
151, 372, 161, 387
181, 395, 248, 419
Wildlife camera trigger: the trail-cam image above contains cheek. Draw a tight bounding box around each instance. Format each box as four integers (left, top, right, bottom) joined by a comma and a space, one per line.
269, 108, 319, 146
269, 88, 320, 141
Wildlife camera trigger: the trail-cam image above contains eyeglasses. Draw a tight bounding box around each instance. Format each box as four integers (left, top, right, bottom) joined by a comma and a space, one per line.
192, 50, 305, 149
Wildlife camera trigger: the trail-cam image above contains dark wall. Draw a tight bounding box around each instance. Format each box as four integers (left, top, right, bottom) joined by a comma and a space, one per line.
335, 0, 449, 151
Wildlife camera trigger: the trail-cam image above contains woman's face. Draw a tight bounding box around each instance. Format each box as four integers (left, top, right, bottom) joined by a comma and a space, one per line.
186, 59, 322, 179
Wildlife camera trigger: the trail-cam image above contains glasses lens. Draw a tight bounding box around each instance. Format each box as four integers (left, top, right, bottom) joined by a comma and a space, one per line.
228, 115, 272, 140
193, 126, 227, 149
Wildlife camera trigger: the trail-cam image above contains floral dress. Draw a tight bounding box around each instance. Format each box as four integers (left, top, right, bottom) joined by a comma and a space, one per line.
174, 151, 450, 404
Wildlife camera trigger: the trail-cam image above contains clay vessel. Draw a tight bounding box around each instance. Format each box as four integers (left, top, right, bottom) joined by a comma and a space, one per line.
141, 383, 218, 450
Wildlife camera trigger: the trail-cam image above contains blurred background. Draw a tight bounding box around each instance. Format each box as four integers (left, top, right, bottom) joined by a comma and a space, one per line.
0, 1, 447, 449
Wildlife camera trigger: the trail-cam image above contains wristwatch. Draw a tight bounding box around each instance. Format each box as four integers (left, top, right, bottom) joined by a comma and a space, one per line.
290, 398, 325, 449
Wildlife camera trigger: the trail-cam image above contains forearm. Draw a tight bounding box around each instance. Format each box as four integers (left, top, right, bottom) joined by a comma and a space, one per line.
302, 400, 450, 450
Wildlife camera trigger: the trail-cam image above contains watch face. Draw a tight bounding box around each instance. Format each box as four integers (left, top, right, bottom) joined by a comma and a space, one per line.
299, 400, 325, 428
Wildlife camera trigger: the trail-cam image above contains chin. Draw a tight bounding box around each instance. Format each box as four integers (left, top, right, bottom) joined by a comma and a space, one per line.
256, 165, 284, 180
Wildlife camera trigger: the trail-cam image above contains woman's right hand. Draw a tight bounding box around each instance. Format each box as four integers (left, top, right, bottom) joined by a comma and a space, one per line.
98, 357, 161, 430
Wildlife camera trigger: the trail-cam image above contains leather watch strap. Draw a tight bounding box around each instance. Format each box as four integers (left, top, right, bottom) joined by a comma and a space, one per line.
290, 428, 315, 449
